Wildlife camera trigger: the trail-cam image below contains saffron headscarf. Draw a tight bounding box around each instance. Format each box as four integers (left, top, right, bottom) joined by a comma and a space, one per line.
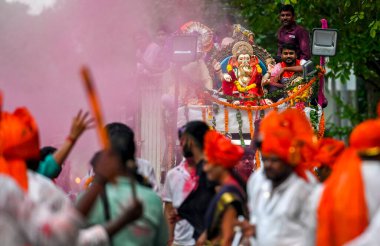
0, 105, 40, 191
259, 108, 317, 180
204, 130, 244, 169
349, 118, 380, 157
312, 138, 345, 168
317, 102, 380, 246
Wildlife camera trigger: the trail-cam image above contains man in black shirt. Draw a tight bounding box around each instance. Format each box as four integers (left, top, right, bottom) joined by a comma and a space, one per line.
177, 121, 216, 240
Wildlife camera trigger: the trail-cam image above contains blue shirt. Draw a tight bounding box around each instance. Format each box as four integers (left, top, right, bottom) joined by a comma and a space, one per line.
37, 154, 61, 179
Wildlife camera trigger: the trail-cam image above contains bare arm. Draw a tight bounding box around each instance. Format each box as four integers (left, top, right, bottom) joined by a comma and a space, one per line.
76, 151, 121, 217
105, 200, 143, 237
221, 206, 238, 246
272, 65, 303, 85
53, 110, 94, 166
282, 65, 303, 73
164, 202, 176, 245
270, 75, 285, 88
196, 231, 207, 246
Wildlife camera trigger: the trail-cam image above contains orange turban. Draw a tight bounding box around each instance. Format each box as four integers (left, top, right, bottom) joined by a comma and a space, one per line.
0, 107, 40, 191
349, 118, 380, 157
259, 108, 317, 180
316, 109, 380, 246
204, 130, 244, 168
312, 138, 345, 168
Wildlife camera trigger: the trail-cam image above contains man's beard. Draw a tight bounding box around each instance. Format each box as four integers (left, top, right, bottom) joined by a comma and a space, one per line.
182, 143, 193, 158
284, 57, 295, 66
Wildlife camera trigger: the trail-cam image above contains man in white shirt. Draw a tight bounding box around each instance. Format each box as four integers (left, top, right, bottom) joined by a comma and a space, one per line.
246, 109, 317, 245
162, 159, 197, 246
136, 158, 159, 193
162, 126, 198, 246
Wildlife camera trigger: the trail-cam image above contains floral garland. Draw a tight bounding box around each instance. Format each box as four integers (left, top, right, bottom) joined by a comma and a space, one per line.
212, 103, 219, 129
208, 78, 303, 102
206, 75, 319, 111
208, 67, 324, 104
205, 69, 325, 146
318, 112, 325, 139
212, 116, 216, 130
224, 106, 229, 133
255, 150, 261, 169
236, 109, 245, 146
247, 110, 254, 139
234, 81, 257, 93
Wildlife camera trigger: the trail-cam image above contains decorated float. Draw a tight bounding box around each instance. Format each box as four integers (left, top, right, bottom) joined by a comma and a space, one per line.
171, 22, 325, 148
135, 21, 329, 176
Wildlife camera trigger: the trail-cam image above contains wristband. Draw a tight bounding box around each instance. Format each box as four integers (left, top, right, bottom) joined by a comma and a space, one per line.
66, 136, 76, 144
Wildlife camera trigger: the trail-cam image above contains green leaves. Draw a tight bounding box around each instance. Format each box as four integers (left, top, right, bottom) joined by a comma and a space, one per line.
284, 0, 298, 4
349, 11, 365, 23
369, 20, 380, 38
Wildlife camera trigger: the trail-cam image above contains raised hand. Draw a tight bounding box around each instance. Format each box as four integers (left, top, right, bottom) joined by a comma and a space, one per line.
69, 110, 94, 141
223, 74, 232, 82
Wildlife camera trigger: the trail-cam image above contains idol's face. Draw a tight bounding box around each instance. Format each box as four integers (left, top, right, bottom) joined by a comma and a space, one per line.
238, 54, 251, 66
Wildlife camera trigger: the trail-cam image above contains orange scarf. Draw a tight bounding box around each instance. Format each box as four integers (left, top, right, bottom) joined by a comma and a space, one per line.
316, 148, 368, 246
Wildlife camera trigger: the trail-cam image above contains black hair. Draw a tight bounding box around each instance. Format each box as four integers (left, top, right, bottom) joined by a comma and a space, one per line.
225, 14, 237, 25
26, 159, 40, 172
279, 4, 295, 16
40, 146, 57, 161
273, 55, 282, 63
281, 43, 297, 53
183, 121, 209, 149
243, 147, 255, 156
178, 125, 186, 140
105, 122, 136, 164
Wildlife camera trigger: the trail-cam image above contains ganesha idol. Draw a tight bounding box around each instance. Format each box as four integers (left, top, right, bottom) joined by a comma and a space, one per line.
213, 41, 263, 106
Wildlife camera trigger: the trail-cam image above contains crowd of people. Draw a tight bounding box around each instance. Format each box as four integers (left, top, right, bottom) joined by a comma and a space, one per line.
1, 3, 379, 246
2, 98, 379, 246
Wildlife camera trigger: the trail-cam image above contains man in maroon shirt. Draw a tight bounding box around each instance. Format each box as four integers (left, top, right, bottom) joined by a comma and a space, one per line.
277, 4, 311, 62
